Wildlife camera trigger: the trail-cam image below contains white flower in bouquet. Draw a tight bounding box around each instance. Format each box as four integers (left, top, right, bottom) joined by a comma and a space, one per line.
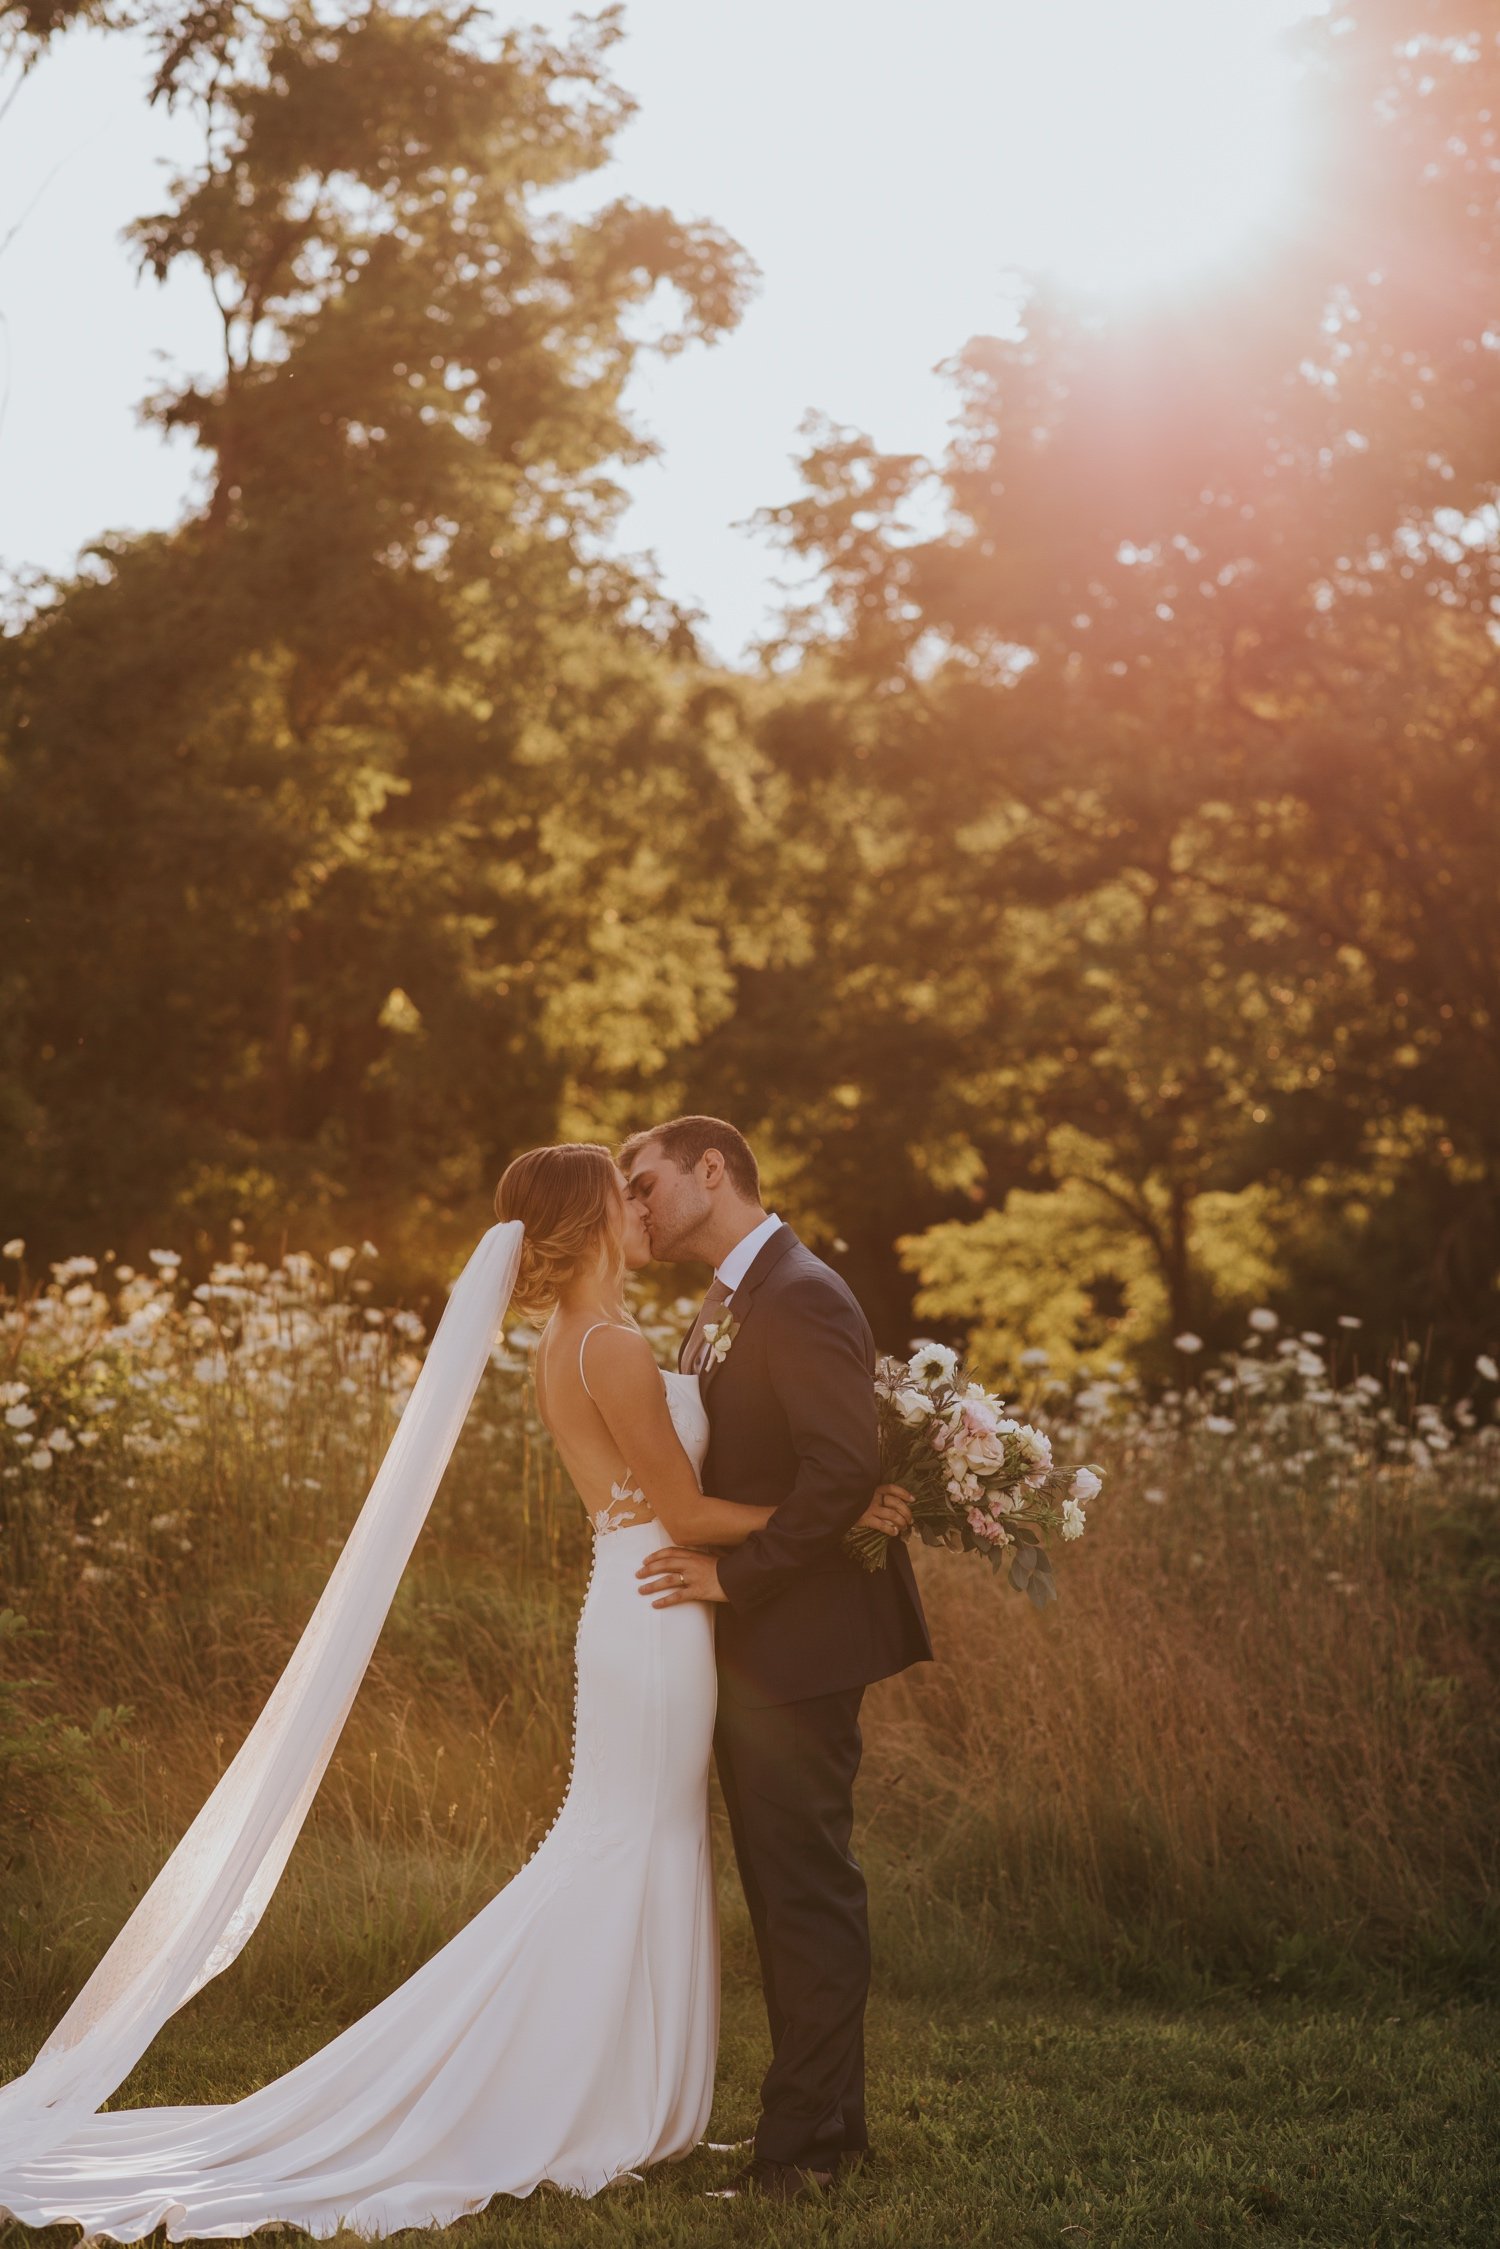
852, 1341, 1103, 1605
892, 1385, 936, 1425
908, 1341, 959, 1388
997, 1418, 1053, 1487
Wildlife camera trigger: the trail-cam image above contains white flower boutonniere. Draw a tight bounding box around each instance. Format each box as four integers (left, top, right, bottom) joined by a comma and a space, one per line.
704, 1314, 741, 1366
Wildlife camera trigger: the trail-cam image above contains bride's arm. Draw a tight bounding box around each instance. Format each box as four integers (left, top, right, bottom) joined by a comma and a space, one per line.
581, 1326, 774, 1547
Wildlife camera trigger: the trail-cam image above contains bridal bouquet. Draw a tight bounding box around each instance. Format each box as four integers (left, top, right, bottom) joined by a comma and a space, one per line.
846, 1343, 1102, 1606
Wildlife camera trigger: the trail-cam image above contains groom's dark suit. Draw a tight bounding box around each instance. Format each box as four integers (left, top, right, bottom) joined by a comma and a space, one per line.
692, 1225, 932, 2172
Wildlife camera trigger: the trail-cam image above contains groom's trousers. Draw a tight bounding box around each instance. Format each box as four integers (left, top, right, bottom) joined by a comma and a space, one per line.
713, 1683, 869, 2171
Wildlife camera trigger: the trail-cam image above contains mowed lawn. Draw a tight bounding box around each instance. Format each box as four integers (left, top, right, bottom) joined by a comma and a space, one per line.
3, 1985, 1493, 2249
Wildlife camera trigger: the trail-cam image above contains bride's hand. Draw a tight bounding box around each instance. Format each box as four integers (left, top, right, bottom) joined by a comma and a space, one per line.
856, 1484, 915, 1539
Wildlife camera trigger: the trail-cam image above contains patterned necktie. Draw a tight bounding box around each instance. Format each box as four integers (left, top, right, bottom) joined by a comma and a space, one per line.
681, 1275, 733, 1375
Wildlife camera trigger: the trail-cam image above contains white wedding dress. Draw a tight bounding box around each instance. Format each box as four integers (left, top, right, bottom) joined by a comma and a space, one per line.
0, 1332, 719, 2237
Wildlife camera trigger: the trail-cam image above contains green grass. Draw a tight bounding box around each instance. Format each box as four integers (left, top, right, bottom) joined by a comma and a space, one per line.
3, 1977, 1495, 2248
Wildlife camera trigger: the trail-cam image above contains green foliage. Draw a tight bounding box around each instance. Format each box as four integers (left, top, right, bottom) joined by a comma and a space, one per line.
0, 0, 755, 1258
743, 4, 1500, 1362
2, 2, 1498, 1373
0, 1611, 130, 1839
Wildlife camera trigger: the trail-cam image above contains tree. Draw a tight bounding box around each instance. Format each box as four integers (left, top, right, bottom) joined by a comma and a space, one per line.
738, 1, 1500, 1365
0, 2, 754, 1257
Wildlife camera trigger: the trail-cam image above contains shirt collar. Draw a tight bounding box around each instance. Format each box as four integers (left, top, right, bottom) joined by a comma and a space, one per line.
715, 1212, 783, 1298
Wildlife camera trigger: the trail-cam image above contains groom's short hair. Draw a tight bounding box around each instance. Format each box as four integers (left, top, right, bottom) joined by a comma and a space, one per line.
619, 1115, 761, 1202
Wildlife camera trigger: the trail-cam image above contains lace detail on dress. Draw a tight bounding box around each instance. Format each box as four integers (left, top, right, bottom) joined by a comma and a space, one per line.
592, 1475, 649, 1537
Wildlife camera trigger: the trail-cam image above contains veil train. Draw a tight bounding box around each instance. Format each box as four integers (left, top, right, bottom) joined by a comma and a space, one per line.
0, 1220, 524, 2169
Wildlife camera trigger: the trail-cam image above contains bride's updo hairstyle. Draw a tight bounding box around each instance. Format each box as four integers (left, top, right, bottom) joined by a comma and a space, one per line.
495, 1142, 624, 1319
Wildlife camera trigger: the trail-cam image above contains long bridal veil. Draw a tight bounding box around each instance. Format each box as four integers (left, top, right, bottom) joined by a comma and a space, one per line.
0, 1219, 524, 2169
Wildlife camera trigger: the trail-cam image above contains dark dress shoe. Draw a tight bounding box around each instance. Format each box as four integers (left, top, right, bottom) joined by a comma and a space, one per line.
708, 2158, 836, 2203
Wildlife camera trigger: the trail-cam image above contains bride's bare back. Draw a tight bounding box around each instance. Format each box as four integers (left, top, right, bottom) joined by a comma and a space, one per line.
533, 1317, 659, 1533
533, 1311, 774, 1551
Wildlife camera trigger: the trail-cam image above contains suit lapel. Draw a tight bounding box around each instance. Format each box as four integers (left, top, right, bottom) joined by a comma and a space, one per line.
700, 1226, 800, 1399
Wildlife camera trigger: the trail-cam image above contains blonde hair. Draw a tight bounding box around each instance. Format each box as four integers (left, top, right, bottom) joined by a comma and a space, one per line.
494, 1143, 624, 1319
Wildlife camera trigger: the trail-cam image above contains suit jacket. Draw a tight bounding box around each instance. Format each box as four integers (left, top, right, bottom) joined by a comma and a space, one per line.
705, 1226, 933, 1706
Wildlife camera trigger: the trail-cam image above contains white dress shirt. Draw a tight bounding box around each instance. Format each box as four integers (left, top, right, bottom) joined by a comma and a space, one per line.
715, 1212, 783, 1302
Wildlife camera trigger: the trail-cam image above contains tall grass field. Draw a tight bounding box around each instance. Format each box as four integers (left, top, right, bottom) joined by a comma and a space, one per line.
2, 1243, 1496, 2243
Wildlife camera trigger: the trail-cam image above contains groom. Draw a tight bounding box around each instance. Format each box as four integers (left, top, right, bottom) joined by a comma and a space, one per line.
621, 1116, 932, 2202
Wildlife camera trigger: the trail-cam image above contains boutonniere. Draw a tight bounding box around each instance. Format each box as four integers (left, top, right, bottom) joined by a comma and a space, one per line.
704, 1313, 741, 1366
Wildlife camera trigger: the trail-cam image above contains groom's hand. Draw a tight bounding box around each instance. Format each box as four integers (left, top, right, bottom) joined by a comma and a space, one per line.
637, 1546, 727, 1607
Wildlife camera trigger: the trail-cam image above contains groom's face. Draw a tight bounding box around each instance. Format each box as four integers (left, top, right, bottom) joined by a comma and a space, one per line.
624, 1138, 713, 1263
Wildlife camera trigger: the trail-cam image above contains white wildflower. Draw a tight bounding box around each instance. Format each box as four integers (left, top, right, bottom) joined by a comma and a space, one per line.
1070, 1467, 1102, 1504
1018, 1347, 1051, 1369
2, 1238, 24, 1259
1174, 1333, 1204, 1354
328, 1245, 356, 1273
52, 1255, 99, 1283
1248, 1308, 1278, 1332
148, 1249, 181, 1269
0, 1382, 28, 1408
1204, 1415, 1236, 1435
5, 1402, 36, 1429
45, 1427, 74, 1453
1059, 1497, 1086, 1540
1476, 1355, 1498, 1384
28, 1446, 53, 1471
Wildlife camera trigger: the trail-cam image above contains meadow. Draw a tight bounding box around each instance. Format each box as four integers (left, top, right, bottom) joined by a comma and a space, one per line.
2, 1241, 1497, 2242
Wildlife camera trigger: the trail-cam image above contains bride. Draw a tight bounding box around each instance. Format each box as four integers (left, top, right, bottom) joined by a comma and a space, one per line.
0, 1142, 896, 2236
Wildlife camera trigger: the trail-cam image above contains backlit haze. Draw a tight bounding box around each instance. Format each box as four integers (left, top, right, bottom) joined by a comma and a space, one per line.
0, 0, 1317, 660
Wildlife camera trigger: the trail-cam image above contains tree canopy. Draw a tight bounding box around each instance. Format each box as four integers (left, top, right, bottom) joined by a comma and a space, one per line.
3, 1, 1496, 1377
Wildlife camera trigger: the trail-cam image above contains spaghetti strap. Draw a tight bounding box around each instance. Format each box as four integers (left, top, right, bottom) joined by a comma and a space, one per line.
577, 1322, 613, 1401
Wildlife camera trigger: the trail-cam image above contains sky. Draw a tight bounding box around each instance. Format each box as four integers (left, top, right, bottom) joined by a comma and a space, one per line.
0, 0, 1316, 661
